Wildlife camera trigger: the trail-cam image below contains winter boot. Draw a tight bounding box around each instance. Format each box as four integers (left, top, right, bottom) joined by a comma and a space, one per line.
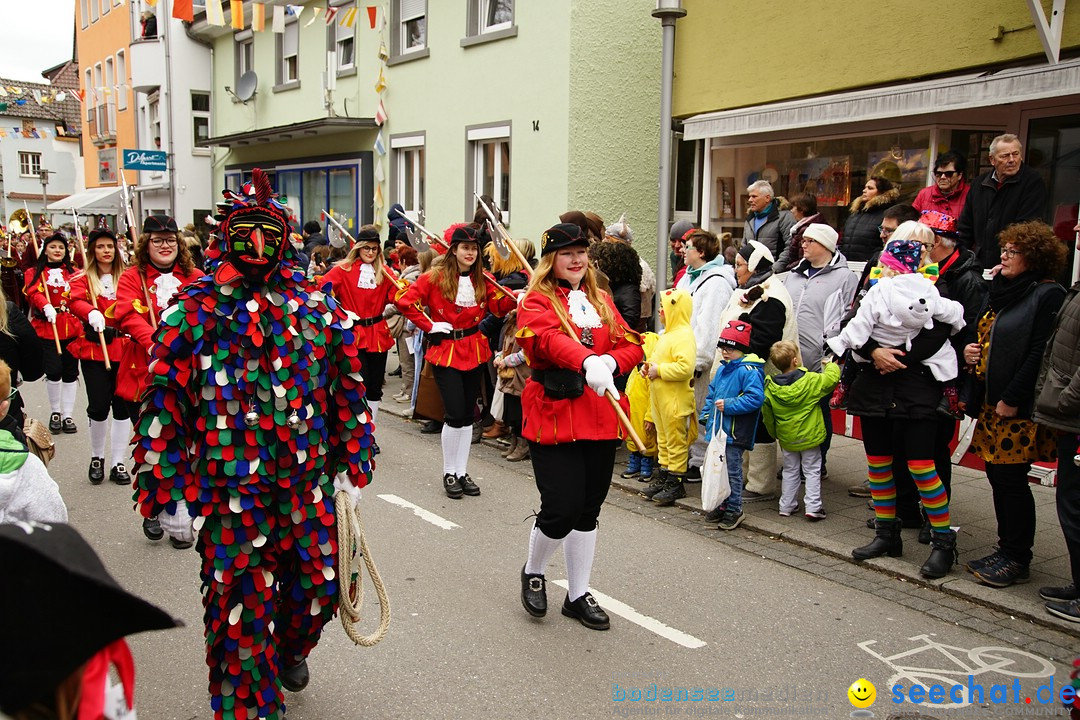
920, 529, 958, 579
501, 436, 518, 458
641, 467, 669, 499
652, 473, 687, 506
918, 507, 932, 545
506, 437, 530, 462
639, 455, 654, 482
852, 519, 903, 560
620, 451, 642, 479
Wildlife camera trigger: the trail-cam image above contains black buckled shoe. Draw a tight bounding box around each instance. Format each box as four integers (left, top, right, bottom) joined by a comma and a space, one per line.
561, 592, 610, 630
457, 474, 481, 496
169, 536, 194, 550
520, 565, 547, 617
88, 457, 105, 485
110, 463, 131, 485
142, 516, 164, 541
62, 417, 77, 434
443, 473, 463, 499
49, 412, 61, 435
279, 658, 310, 692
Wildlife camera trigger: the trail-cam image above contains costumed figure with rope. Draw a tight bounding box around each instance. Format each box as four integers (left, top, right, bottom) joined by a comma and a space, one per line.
322, 224, 398, 454
394, 222, 517, 499
114, 214, 201, 545
516, 222, 643, 631
68, 227, 134, 486
24, 232, 82, 436
130, 169, 381, 720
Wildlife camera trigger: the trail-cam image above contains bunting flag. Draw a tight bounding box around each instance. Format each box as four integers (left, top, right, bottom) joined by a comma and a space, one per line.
230, 0, 244, 29
31, 90, 42, 104
373, 158, 384, 183
324, 6, 338, 24
374, 98, 387, 126
367, 6, 377, 29
251, 3, 265, 31
287, 4, 304, 21
340, 7, 357, 27
172, 0, 193, 21
55, 91, 67, 102
373, 68, 386, 94
272, 4, 285, 32
205, 0, 226, 26
0, 87, 7, 98
304, 6, 322, 26
73, 89, 84, 102
373, 183, 384, 211
373, 131, 385, 156
145, 0, 157, 5
377, 40, 388, 61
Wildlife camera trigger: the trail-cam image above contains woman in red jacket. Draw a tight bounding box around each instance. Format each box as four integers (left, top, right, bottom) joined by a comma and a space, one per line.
322, 225, 395, 446
24, 232, 82, 434
516, 222, 643, 631
68, 228, 133, 485
396, 223, 515, 498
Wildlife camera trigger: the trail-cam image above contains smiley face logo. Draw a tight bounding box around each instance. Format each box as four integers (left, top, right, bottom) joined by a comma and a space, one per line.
848, 678, 876, 708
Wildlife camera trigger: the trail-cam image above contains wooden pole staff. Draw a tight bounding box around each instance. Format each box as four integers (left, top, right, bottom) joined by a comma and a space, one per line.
71, 210, 112, 369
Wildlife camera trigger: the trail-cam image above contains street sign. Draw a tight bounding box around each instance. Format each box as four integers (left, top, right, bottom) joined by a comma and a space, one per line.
122, 149, 168, 172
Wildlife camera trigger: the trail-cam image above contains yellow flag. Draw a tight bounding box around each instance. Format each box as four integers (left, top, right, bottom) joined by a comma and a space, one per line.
251, 2, 265, 31
373, 69, 386, 94
230, 0, 244, 29
341, 7, 357, 27
205, 0, 226, 26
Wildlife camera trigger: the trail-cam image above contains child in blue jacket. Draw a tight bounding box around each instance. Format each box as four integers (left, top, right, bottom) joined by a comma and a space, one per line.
700, 320, 765, 531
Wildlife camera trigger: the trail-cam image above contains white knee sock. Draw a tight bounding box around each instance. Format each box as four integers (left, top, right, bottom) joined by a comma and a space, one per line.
455, 425, 473, 477
89, 419, 107, 458
441, 424, 457, 475
110, 417, 132, 468
368, 400, 379, 425
46, 380, 61, 414
61, 381, 78, 418
525, 525, 564, 576
564, 528, 598, 601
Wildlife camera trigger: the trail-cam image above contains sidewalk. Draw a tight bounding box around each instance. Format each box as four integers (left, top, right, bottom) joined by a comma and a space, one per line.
378, 393, 1079, 639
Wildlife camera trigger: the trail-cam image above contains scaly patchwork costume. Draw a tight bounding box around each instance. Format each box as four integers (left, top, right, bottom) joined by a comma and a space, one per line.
131, 169, 375, 720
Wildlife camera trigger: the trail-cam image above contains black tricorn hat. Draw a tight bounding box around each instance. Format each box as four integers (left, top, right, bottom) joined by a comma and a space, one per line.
540, 222, 589, 256
142, 214, 178, 234
0, 522, 182, 715
449, 224, 481, 246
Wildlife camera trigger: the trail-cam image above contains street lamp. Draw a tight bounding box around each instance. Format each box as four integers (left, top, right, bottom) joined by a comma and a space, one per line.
652, 0, 686, 318
38, 168, 53, 226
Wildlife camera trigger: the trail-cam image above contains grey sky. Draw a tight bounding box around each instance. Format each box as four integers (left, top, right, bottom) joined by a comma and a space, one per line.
3, 0, 77, 83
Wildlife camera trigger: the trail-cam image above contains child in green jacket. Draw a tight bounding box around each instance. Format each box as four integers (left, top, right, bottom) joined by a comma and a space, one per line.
762, 340, 839, 521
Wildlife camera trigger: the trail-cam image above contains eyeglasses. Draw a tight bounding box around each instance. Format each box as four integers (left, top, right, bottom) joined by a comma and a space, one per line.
3, 387, 17, 402
1001, 247, 1023, 258
877, 226, 896, 237
933, 170, 958, 178
358, 245, 380, 253
149, 237, 178, 247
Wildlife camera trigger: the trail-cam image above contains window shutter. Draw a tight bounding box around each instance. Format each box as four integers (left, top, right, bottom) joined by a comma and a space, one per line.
400, 0, 424, 21
284, 23, 298, 56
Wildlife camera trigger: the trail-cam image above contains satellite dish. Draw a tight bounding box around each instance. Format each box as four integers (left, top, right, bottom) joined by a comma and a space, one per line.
235, 71, 258, 103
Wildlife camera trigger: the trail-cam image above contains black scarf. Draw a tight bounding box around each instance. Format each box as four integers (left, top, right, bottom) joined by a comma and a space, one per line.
988, 269, 1039, 312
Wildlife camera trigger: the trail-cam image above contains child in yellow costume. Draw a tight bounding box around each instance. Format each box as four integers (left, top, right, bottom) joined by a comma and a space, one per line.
621, 332, 659, 482
640, 288, 697, 506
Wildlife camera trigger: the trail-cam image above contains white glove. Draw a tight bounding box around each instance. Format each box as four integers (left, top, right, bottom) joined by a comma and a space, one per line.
334, 472, 362, 508
159, 500, 195, 543
429, 321, 454, 335
599, 354, 618, 375
583, 355, 618, 400
42, 304, 57, 323
88, 309, 106, 333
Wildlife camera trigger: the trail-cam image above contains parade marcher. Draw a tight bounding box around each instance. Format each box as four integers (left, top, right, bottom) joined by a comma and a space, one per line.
115, 215, 201, 545
68, 228, 133, 485
322, 224, 398, 449
395, 223, 516, 499
24, 232, 81, 435
0, 284, 43, 439
517, 222, 643, 630
130, 169, 375, 719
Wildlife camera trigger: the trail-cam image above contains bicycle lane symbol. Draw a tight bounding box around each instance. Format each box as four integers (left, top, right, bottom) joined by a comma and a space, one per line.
858, 634, 1057, 710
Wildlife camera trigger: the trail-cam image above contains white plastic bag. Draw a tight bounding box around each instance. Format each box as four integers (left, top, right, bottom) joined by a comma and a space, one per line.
700, 411, 731, 512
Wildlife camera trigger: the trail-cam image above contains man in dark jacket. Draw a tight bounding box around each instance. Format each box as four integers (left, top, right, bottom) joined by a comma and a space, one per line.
743, 180, 795, 259
1033, 222, 1080, 622
302, 220, 327, 255
957, 133, 1047, 270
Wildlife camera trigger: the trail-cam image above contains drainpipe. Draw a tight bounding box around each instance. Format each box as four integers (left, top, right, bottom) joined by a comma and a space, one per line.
161, 0, 177, 217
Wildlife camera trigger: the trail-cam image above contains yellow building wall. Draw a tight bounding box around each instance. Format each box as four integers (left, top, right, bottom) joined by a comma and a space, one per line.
76, 1, 137, 188
673, 0, 1080, 117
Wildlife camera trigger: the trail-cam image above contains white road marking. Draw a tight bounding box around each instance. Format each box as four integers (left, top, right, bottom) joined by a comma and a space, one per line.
376, 494, 460, 530
551, 579, 706, 649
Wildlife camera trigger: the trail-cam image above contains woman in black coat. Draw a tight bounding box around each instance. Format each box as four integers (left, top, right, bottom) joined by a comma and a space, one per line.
588, 240, 642, 333
0, 287, 44, 436
841, 177, 899, 262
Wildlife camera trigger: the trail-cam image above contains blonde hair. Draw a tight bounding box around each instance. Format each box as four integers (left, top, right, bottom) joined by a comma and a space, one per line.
339, 224, 385, 284
525, 252, 617, 335
78, 232, 129, 301
769, 340, 800, 372
485, 237, 535, 277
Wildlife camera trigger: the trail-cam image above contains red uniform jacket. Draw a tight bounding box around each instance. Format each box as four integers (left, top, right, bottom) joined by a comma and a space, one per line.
23, 266, 81, 341
68, 272, 131, 363
516, 287, 643, 444
395, 271, 515, 370
114, 264, 200, 401
322, 262, 396, 353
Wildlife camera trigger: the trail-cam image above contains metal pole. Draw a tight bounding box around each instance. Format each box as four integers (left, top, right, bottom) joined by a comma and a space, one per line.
654, 14, 678, 322
39, 169, 49, 225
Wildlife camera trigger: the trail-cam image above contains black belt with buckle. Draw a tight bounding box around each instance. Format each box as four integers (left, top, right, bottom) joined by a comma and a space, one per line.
357, 315, 384, 327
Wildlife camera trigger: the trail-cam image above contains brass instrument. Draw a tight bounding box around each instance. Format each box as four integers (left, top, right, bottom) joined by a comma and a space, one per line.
1, 209, 30, 268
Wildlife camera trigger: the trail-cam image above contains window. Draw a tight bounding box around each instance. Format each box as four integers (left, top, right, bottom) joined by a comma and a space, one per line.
399, 0, 426, 54
19, 152, 41, 178
275, 22, 299, 88
333, 15, 356, 72
235, 30, 253, 86
100, 0, 110, 16
672, 137, 700, 217
116, 51, 127, 110
84, 69, 93, 123
90, 0, 99, 22
147, 95, 162, 165
80, 0, 89, 28
105, 57, 117, 130
467, 124, 510, 224
192, 92, 211, 146
391, 134, 425, 218
464, 0, 515, 44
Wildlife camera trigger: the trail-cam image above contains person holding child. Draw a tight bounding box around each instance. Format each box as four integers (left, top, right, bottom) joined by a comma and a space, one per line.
762, 340, 839, 521
699, 320, 765, 530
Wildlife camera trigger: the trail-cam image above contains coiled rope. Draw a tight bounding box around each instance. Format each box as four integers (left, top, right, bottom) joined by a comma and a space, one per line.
336, 493, 391, 646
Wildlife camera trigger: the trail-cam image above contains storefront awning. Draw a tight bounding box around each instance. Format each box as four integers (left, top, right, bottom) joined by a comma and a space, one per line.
198, 117, 377, 148
683, 59, 1080, 141
45, 186, 123, 213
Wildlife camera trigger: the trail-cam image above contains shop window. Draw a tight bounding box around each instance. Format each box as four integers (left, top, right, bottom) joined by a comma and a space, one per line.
19, 152, 41, 178
391, 134, 425, 219
467, 125, 510, 224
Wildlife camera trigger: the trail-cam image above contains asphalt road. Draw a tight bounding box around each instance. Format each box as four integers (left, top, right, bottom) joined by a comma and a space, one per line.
29, 381, 1076, 720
